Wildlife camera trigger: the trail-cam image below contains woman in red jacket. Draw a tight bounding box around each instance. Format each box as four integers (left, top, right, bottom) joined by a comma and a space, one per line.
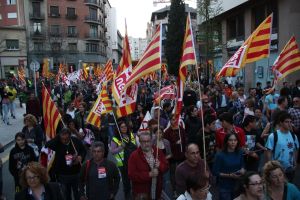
128, 132, 169, 200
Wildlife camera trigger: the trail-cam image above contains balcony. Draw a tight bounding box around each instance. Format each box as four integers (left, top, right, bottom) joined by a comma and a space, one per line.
84, 0, 101, 7
66, 14, 78, 20
84, 16, 101, 24
29, 13, 45, 20
67, 32, 78, 37
49, 31, 62, 37
49, 13, 61, 18
85, 33, 101, 41
30, 30, 46, 39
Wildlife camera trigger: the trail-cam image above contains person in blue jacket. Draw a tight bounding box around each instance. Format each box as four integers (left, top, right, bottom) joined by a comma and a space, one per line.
213, 132, 245, 200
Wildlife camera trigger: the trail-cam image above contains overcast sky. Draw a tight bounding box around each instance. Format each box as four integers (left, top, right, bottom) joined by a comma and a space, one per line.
109, 0, 197, 38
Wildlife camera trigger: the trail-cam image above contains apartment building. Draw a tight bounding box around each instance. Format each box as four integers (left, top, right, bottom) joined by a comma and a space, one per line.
0, 0, 27, 78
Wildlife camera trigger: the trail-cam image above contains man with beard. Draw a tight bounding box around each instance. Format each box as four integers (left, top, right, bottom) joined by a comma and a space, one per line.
128, 132, 168, 199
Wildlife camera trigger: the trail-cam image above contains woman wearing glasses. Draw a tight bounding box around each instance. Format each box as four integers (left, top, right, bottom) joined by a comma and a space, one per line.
234, 171, 264, 200
15, 162, 65, 200
176, 174, 212, 200
263, 161, 300, 200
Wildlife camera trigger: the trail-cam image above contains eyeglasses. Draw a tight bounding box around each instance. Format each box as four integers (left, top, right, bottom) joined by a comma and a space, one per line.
248, 181, 264, 186
26, 175, 39, 181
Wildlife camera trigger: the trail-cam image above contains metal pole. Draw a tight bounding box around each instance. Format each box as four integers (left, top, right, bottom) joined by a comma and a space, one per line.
34, 65, 37, 96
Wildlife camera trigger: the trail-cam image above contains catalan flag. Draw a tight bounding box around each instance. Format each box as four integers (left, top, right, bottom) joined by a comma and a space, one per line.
124, 24, 161, 90
217, 14, 273, 79
86, 83, 113, 127
176, 14, 196, 124
100, 60, 114, 82
94, 64, 102, 77
18, 66, 26, 84
112, 23, 138, 117
42, 85, 62, 139
82, 63, 89, 80
272, 36, 300, 81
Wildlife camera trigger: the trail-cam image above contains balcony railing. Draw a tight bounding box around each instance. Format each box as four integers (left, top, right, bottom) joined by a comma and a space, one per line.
30, 30, 46, 39
84, 0, 101, 7
66, 14, 78, 20
49, 31, 62, 37
29, 13, 45, 20
67, 32, 78, 37
49, 13, 61, 18
85, 33, 101, 41
84, 16, 101, 24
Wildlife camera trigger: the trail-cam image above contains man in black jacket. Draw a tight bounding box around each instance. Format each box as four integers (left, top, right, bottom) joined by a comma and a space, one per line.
45, 128, 86, 200
79, 141, 120, 200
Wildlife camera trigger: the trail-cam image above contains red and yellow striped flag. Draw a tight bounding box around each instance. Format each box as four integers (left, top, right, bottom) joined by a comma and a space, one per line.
94, 64, 102, 77
217, 14, 273, 79
86, 83, 113, 127
100, 60, 114, 82
18, 66, 26, 83
176, 14, 197, 124
42, 85, 62, 139
272, 36, 300, 81
82, 63, 89, 80
124, 24, 161, 90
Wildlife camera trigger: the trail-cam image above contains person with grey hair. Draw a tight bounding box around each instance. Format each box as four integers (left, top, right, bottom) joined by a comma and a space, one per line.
79, 141, 120, 200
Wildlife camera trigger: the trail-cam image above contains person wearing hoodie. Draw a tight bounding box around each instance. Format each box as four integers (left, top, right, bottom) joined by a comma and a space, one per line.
9, 132, 37, 192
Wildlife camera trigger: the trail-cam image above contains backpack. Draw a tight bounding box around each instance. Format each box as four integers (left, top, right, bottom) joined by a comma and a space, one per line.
273, 130, 297, 154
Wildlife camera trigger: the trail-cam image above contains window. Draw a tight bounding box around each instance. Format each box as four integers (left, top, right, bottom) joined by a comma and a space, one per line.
227, 13, 244, 40
6, 40, 19, 50
68, 43, 77, 51
50, 25, 60, 36
51, 42, 61, 51
50, 6, 59, 17
67, 26, 77, 37
7, 0, 16, 5
89, 25, 98, 37
34, 42, 43, 51
67, 7, 76, 16
86, 43, 98, 52
32, 2, 41, 16
7, 13, 17, 18
89, 8, 97, 19
33, 22, 42, 33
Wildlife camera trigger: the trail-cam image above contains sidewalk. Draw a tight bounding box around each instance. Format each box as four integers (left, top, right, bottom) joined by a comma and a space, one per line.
1, 102, 26, 147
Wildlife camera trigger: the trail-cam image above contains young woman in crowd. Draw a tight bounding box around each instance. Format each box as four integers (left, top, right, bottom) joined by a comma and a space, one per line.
15, 162, 65, 200
213, 132, 245, 200
263, 160, 300, 200
234, 171, 265, 200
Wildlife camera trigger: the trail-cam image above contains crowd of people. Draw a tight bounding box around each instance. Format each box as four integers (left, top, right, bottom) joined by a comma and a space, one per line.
1, 76, 300, 200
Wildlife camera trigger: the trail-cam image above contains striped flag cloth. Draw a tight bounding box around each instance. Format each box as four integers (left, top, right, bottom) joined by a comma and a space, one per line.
94, 64, 103, 77
18, 66, 26, 84
40, 85, 62, 171
86, 83, 113, 127
217, 14, 273, 79
153, 85, 176, 104
42, 85, 62, 139
176, 13, 196, 124
124, 24, 161, 90
112, 24, 138, 117
272, 36, 300, 81
100, 60, 114, 82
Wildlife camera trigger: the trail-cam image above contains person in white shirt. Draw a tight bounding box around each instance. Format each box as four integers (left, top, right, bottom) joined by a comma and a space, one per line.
177, 174, 212, 200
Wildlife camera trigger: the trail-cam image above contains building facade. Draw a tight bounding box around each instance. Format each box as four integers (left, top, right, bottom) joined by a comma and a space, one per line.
0, 0, 27, 78
128, 37, 148, 61
24, 0, 109, 73
204, 0, 300, 88
150, 4, 198, 62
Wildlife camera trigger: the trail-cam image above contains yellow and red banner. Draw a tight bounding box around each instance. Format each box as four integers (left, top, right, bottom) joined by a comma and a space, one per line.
272, 36, 300, 81
217, 14, 273, 79
86, 83, 113, 127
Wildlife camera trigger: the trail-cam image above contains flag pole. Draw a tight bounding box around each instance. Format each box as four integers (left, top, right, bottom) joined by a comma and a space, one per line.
112, 112, 123, 140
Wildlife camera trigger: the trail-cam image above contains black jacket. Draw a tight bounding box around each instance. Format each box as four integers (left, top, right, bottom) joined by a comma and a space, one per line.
45, 136, 86, 175
9, 144, 37, 178
15, 182, 66, 200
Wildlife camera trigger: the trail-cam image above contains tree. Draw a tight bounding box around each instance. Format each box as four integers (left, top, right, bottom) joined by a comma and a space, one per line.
166, 0, 186, 76
197, 0, 222, 82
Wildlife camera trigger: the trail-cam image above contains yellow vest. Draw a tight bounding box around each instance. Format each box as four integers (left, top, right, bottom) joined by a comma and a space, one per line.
112, 132, 136, 167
